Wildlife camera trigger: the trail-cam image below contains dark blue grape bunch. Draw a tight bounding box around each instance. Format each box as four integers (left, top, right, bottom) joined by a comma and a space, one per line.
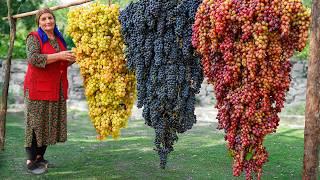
119, 0, 203, 169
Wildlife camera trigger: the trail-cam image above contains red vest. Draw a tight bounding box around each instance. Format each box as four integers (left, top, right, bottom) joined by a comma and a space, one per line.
24, 31, 69, 101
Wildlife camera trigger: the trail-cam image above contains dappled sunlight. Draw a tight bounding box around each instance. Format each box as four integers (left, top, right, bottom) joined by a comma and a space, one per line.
68, 138, 99, 143
121, 129, 152, 137
119, 136, 149, 141
102, 147, 132, 153
138, 147, 153, 152
199, 140, 226, 148
47, 170, 81, 176
271, 128, 304, 139
68, 135, 150, 143
6, 122, 24, 129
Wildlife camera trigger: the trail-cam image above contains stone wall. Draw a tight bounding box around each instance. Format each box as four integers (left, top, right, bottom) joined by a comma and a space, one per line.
0, 60, 308, 110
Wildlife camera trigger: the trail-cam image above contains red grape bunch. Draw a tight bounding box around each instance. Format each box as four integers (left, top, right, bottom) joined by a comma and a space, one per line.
192, 0, 310, 179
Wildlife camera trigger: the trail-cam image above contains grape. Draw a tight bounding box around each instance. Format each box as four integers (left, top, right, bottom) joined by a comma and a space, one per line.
120, 0, 203, 168
67, 2, 136, 140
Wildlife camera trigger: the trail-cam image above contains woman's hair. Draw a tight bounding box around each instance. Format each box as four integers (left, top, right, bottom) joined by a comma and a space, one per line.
35, 8, 56, 27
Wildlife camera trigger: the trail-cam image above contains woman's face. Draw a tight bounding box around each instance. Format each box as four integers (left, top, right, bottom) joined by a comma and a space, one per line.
38, 13, 55, 33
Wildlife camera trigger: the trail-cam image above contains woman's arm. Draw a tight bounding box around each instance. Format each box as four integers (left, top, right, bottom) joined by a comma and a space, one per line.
46, 51, 75, 65
26, 35, 76, 67
26, 35, 47, 68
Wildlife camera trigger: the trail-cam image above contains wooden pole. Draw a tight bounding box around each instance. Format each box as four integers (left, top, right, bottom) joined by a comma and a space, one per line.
303, 0, 320, 179
2, 0, 93, 20
0, 0, 16, 151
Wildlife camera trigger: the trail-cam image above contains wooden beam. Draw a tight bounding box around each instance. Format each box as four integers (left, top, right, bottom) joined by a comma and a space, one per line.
0, 0, 16, 151
303, 0, 320, 179
2, 0, 93, 20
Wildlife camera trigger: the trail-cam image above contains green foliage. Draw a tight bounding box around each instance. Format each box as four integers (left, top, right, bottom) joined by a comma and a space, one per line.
0, 0, 42, 34
0, 20, 33, 59
302, 0, 312, 8
102, 0, 137, 8
0, 0, 42, 59
294, 39, 310, 60
0, 35, 9, 59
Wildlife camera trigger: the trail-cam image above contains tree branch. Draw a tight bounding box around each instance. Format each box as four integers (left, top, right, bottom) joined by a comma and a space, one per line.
2, 0, 93, 20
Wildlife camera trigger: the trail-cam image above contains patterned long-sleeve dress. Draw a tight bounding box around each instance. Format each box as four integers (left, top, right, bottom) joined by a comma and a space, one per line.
24, 35, 67, 147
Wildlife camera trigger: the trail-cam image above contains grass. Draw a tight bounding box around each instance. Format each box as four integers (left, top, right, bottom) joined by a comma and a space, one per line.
0, 110, 311, 179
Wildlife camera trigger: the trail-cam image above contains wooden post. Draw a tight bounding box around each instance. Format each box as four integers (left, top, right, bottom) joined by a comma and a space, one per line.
303, 0, 320, 179
0, 0, 16, 151
109, 0, 112, 6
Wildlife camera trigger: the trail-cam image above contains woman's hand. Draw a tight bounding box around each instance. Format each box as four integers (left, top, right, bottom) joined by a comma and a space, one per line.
57, 51, 76, 62
46, 50, 76, 65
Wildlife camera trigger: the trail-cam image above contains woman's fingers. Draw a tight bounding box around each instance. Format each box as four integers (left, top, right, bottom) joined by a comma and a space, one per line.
68, 55, 76, 61
67, 54, 76, 62
63, 51, 76, 61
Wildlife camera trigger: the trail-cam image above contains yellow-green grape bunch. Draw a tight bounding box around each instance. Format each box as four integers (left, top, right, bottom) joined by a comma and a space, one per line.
67, 2, 136, 140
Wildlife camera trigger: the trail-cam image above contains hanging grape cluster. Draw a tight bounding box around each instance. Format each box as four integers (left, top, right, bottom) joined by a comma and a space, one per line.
120, 0, 203, 168
67, 3, 136, 139
192, 0, 310, 179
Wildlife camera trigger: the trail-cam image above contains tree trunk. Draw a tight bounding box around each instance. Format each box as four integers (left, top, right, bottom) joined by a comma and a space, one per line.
303, 0, 320, 179
0, 0, 16, 151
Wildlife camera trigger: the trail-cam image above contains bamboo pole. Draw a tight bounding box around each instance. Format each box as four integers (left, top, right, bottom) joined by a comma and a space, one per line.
303, 0, 320, 179
2, 0, 93, 20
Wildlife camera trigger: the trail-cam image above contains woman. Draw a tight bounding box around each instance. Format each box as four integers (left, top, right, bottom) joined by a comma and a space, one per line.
24, 8, 75, 174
